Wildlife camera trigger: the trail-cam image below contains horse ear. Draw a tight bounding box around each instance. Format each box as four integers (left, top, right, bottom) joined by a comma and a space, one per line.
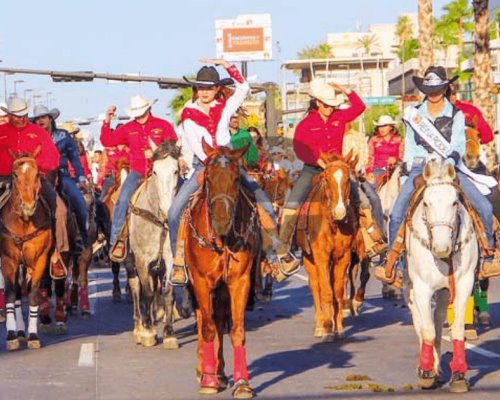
148, 138, 158, 153
423, 161, 434, 182
33, 145, 42, 158
7, 148, 18, 160
231, 143, 250, 161
445, 162, 456, 181
201, 137, 215, 156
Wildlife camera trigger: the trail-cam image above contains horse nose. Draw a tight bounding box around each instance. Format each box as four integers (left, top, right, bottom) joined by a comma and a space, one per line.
433, 245, 451, 259
21, 202, 37, 217
332, 206, 346, 221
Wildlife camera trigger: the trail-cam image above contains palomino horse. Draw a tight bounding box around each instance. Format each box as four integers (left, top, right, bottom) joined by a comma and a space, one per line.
296, 152, 361, 340
184, 140, 257, 398
405, 160, 477, 393
0, 150, 52, 350
127, 140, 181, 348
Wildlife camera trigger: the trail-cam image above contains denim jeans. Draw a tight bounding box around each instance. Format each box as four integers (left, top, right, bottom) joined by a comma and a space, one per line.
361, 180, 385, 235
240, 168, 276, 220
60, 175, 89, 247
100, 174, 115, 202
285, 165, 321, 210
110, 170, 143, 246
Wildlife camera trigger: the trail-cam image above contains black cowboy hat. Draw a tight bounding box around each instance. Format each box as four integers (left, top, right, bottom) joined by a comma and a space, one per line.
183, 66, 234, 88
412, 66, 459, 94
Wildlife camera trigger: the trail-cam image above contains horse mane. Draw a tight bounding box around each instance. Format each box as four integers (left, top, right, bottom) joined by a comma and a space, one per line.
152, 140, 181, 161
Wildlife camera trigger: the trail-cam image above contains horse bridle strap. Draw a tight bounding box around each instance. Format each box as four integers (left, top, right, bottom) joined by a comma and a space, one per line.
129, 204, 169, 231
0, 219, 51, 249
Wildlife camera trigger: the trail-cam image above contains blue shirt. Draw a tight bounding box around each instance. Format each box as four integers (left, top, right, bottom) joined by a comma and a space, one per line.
51, 129, 85, 178
403, 99, 465, 168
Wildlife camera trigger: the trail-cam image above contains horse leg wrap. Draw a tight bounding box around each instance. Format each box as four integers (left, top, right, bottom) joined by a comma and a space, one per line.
38, 289, 50, 317
55, 297, 66, 322
450, 340, 467, 374
0, 288, 5, 310
6, 303, 16, 332
233, 346, 250, 382
474, 287, 489, 313
79, 287, 89, 312
201, 340, 218, 388
28, 306, 38, 334
419, 342, 434, 372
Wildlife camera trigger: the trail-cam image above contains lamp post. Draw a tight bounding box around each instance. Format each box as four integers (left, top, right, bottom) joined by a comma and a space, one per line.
24, 88, 33, 102
46, 91, 53, 107
33, 94, 42, 106
13, 80, 24, 96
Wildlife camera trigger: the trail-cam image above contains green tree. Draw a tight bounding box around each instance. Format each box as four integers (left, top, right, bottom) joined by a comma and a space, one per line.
297, 42, 333, 59
394, 15, 419, 62
356, 33, 379, 55
363, 104, 402, 136
169, 86, 193, 125
434, 0, 474, 55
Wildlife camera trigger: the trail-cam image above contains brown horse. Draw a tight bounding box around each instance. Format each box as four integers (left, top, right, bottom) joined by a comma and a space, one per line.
464, 116, 483, 172
0, 150, 52, 350
297, 152, 360, 341
184, 140, 257, 398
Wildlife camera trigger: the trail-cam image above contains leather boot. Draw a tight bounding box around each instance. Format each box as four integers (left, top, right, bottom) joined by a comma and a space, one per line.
479, 248, 500, 279
373, 224, 406, 288
359, 208, 387, 258
168, 211, 189, 286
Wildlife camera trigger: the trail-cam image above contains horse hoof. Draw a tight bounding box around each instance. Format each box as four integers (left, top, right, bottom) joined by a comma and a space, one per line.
39, 324, 52, 334
314, 327, 325, 337
335, 331, 345, 340
322, 333, 335, 343
232, 380, 255, 399
7, 338, 20, 351
81, 311, 91, 320
199, 386, 219, 395
27, 339, 42, 349
132, 330, 142, 344
162, 336, 179, 350
17, 331, 26, 343
54, 322, 67, 335
342, 308, 351, 318
112, 291, 122, 303
140, 333, 157, 347
449, 374, 469, 393
352, 299, 363, 316
417, 368, 438, 390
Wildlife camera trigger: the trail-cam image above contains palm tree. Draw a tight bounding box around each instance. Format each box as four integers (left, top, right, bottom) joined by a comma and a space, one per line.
356, 33, 379, 56
169, 86, 193, 125
297, 42, 333, 59
394, 15, 419, 62
473, 0, 496, 170
418, 0, 434, 75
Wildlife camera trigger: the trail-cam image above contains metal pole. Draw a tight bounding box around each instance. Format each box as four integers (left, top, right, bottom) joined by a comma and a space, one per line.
241, 61, 248, 79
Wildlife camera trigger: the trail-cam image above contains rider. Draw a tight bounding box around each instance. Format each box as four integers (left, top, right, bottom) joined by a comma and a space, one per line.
167, 58, 300, 285
32, 105, 91, 248
100, 95, 178, 262
229, 111, 259, 169
0, 98, 68, 277
374, 66, 500, 285
279, 78, 386, 260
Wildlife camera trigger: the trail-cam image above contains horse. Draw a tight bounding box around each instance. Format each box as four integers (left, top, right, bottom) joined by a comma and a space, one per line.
127, 140, 182, 348
296, 152, 360, 341
404, 160, 478, 393
184, 140, 257, 398
262, 168, 293, 219
464, 116, 485, 173
0, 149, 52, 350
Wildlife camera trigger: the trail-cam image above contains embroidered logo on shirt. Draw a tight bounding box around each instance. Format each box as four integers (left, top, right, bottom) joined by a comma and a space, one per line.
26, 133, 39, 139
331, 120, 340, 127
151, 129, 162, 135
129, 131, 139, 136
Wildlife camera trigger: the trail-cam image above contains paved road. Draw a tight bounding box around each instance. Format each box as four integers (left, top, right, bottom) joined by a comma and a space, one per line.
0, 265, 499, 400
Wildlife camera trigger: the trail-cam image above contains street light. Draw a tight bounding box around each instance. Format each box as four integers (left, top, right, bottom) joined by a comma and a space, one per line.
13, 80, 24, 96
24, 88, 33, 102
46, 91, 53, 107
33, 94, 42, 106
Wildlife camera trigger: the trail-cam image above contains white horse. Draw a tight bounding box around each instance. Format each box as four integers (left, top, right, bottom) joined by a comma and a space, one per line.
405, 160, 478, 393
128, 140, 181, 348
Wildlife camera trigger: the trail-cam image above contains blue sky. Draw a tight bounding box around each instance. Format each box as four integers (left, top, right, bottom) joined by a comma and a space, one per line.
1, 0, 451, 137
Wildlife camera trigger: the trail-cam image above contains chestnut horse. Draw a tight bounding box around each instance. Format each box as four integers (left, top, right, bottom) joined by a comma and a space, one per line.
297, 152, 360, 341
184, 141, 257, 398
0, 150, 52, 350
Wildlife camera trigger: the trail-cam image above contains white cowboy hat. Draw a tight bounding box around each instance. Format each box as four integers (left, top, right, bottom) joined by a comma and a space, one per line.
374, 115, 397, 127
309, 78, 344, 107
270, 146, 284, 155
0, 102, 7, 117
1, 97, 29, 117
31, 104, 60, 120
125, 95, 158, 119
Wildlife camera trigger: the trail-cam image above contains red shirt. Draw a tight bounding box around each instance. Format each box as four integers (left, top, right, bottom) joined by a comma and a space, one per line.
104, 146, 129, 176
0, 122, 60, 175
455, 100, 494, 144
293, 91, 366, 166
100, 115, 177, 176
366, 133, 404, 173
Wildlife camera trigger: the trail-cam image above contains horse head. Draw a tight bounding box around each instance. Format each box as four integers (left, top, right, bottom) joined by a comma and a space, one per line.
422, 159, 459, 259
149, 139, 181, 218
202, 138, 248, 236
317, 152, 352, 221
464, 116, 481, 171
10, 147, 42, 220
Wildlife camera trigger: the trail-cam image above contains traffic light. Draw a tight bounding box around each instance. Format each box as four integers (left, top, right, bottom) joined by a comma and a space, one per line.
51, 71, 94, 82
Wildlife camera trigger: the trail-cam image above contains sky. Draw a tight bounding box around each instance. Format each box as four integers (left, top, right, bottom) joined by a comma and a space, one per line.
1, 0, 452, 140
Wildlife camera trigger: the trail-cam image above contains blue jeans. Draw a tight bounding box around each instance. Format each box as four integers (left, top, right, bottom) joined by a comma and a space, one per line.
100, 174, 115, 201
110, 170, 143, 246
60, 175, 89, 247
361, 180, 385, 236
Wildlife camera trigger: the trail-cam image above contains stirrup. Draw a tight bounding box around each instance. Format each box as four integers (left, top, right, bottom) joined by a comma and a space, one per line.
272, 251, 301, 282
373, 266, 404, 288
109, 240, 127, 263
168, 264, 189, 286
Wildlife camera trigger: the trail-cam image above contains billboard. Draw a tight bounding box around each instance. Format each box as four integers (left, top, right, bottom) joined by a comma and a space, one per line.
215, 14, 272, 62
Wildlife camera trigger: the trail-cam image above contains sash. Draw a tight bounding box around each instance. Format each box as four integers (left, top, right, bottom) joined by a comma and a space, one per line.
404, 107, 497, 195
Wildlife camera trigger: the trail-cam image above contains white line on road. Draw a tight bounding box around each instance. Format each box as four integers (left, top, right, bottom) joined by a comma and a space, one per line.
78, 343, 95, 367
294, 272, 308, 282
442, 335, 500, 359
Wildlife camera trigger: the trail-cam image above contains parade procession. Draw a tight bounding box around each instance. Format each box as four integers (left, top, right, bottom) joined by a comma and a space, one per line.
2, 0, 500, 399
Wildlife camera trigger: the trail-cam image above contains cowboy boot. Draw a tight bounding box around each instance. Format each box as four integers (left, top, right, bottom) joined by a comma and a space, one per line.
50, 250, 68, 280
169, 211, 189, 286
79, 287, 90, 315
359, 208, 387, 258
0, 288, 5, 323
38, 288, 51, 325
373, 224, 406, 288
479, 248, 500, 279
109, 223, 129, 263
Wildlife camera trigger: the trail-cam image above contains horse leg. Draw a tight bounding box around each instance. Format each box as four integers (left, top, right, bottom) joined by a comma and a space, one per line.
0, 269, 6, 323
448, 276, 475, 393
331, 252, 350, 340
111, 261, 122, 302
126, 264, 142, 344
162, 283, 179, 349
353, 256, 370, 316
53, 278, 68, 334
263, 273, 273, 302
4, 267, 20, 350
14, 283, 26, 342
137, 263, 157, 347
180, 285, 192, 319
214, 284, 229, 390
433, 289, 450, 375
78, 246, 92, 317
38, 266, 52, 330
303, 257, 327, 337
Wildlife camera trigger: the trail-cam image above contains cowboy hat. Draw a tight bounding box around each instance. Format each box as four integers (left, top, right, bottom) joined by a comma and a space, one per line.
309, 78, 344, 107
58, 122, 80, 135
183, 66, 234, 87
0, 102, 7, 117
125, 95, 158, 119
412, 66, 458, 94
270, 146, 284, 155
1, 97, 29, 117
31, 104, 60, 120
374, 115, 397, 127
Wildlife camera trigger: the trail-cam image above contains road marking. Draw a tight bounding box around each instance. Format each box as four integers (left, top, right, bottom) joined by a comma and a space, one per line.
442, 335, 500, 359
78, 343, 95, 367
294, 273, 308, 282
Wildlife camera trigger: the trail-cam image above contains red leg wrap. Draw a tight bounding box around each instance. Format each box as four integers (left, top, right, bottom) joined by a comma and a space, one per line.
233, 346, 250, 381
200, 340, 218, 388
38, 289, 50, 317
0, 289, 5, 310
419, 342, 434, 372
449, 339, 467, 373
79, 287, 89, 312
55, 297, 66, 323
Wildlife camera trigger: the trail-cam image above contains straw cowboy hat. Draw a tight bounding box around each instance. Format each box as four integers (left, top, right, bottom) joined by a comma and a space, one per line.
125, 95, 158, 119
183, 66, 234, 88
374, 115, 398, 127
31, 104, 60, 120
1, 97, 29, 117
309, 78, 344, 107
59, 122, 80, 135
0, 102, 7, 117
412, 66, 458, 95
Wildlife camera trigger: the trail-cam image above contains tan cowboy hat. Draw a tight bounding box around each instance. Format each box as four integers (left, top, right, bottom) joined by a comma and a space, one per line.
374, 115, 397, 127
0, 102, 7, 117
1, 97, 29, 117
31, 104, 60, 120
309, 78, 344, 107
59, 122, 80, 134
125, 95, 158, 119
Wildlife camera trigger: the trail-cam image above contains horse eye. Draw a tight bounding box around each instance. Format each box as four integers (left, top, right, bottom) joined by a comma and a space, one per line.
453, 201, 458, 207
153, 170, 157, 175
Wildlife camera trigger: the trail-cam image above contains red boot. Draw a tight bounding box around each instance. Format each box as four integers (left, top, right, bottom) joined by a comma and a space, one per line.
79, 287, 90, 315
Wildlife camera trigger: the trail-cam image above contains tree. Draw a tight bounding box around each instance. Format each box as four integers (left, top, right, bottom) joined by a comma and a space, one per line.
394, 15, 419, 62
473, 0, 496, 170
297, 42, 333, 59
356, 33, 379, 55
418, 0, 434, 75
168, 86, 193, 125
